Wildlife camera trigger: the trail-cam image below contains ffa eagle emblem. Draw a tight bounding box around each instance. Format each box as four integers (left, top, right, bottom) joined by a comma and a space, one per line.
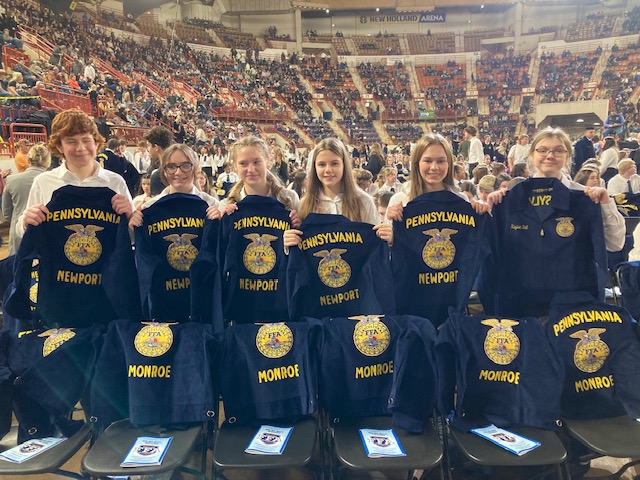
136, 445, 160, 456
350, 315, 390, 357
260, 432, 281, 445
164, 233, 199, 271
134, 322, 175, 357
613, 193, 638, 216
20, 441, 45, 453
29, 259, 39, 305
481, 319, 520, 365
422, 228, 457, 269
256, 323, 294, 358
555, 217, 575, 238
63, 224, 104, 266
570, 328, 610, 373
39, 328, 76, 357
314, 249, 351, 288
243, 233, 278, 275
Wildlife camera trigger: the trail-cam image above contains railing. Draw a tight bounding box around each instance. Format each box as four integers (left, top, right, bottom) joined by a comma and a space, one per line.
212, 107, 291, 123
108, 125, 148, 145
37, 83, 92, 115
8, 123, 48, 157
1, 46, 30, 69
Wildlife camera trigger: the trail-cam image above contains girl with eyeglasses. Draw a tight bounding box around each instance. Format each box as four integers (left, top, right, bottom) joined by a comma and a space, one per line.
129, 144, 220, 229
489, 127, 624, 252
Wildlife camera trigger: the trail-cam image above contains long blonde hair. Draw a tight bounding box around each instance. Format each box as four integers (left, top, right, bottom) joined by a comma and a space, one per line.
299, 138, 369, 222
226, 135, 293, 209
408, 133, 455, 201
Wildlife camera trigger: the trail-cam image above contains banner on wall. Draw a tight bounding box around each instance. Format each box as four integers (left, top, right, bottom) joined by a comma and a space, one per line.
418, 110, 436, 121
358, 13, 446, 24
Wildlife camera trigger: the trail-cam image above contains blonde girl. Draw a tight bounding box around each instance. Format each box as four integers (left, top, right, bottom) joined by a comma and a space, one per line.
221, 135, 299, 215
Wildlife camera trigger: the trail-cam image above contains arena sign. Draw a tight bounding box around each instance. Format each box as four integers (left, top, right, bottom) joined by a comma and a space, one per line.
359, 13, 446, 24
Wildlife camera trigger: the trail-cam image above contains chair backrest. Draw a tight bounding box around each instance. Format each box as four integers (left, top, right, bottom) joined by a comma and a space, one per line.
625, 216, 640, 236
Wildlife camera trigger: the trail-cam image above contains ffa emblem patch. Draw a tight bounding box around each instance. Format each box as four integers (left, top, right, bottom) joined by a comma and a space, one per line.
555, 217, 575, 238
314, 249, 351, 288
29, 277, 38, 305
134, 322, 175, 357
256, 323, 294, 358
260, 432, 281, 445
39, 328, 76, 357
64, 224, 104, 266
350, 315, 390, 357
20, 441, 45, 453
422, 228, 457, 269
570, 328, 610, 373
136, 445, 160, 456
243, 233, 278, 275
613, 193, 638, 217
164, 233, 199, 271
481, 319, 520, 365
370, 435, 392, 447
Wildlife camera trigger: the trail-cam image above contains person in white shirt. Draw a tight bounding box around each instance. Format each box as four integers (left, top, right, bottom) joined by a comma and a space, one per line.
377, 165, 403, 194
18, 109, 134, 239
118, 139, 135, 167
133, 140, 151, 173
283, 138, 392, 248
508, 134, 531, 173
465, 125, 484, 177
217, 164, 240, 185
607, 159, 640, 195
598, 136, 620, 184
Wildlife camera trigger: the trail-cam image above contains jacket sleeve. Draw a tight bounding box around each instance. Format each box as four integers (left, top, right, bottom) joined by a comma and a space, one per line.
90, 322, 128, 428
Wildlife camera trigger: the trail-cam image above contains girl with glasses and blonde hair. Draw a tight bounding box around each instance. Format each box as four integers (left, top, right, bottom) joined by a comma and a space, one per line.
489, 127, 624, 252
129, 143, 220, 228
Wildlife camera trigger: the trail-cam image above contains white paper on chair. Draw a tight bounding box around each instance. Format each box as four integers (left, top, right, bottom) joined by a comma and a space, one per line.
359, 428, 406, 458
245, 425, 293, 455
0, 437, 66, 463
470, 424, 541, 456
120, 436, 173, 467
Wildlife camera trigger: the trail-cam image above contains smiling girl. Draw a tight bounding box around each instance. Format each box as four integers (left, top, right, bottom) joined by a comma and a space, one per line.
386, 133, 487, 220
284, 138, 392, 247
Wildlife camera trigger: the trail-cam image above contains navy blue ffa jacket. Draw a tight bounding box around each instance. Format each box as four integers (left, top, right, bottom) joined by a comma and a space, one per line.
388, 316, 438, 433
617, 261, 640, 319
612, 192, 640, 217
479, 177, 607, 317
287, 214, 395, 320
8, 325, 103, 443
218, 320, 321, 425
5, 186, 141, 328
321, 315, 418, 421
546, 291, 640, 419
189, 219, 223, 331
0, 330, 12, 441
218, 196, 291, 324
135, 194, 207, 322
392, 191, 489, 327
90, 319, 218, 428
435, 313, 563, 431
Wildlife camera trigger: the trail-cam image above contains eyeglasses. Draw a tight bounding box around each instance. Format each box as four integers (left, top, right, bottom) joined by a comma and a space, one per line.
534, 148, 568, 157
164, 162, 194, 173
